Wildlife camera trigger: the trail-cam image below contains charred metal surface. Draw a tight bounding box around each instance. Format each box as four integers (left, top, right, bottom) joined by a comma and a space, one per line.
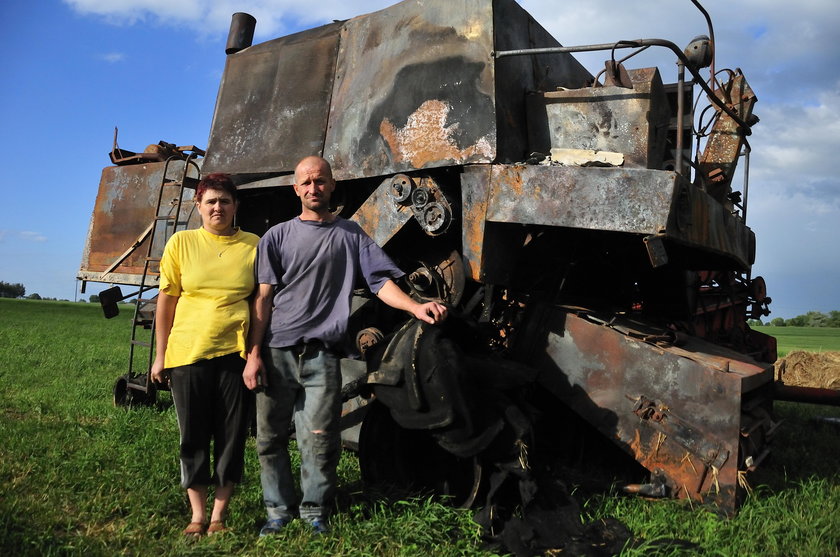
485, 164, 676, 232
527, 68, 671, 169
699, 72, 757, 203
352, 173, 454, 245
457, 164, 755, 277
350, 175, 414, 246
325, 0, 496, 180
526, 308, 773, 513
202, 22, 342, 175
79, 161, 199, 286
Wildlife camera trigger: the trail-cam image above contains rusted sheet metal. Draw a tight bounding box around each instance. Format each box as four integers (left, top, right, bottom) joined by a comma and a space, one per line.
78, 161, 199, 286
459, 166, 493, 282
527, 68, 671, 169
350, 175, 414, 246
325, 0, 496, 180
202, 22, 343, 175
352, 174, 454, 246
663, 180, 755, 269
699, 72, 757, 204
484, 164, 676, 232
460, 164, 754, 278
203, 0, 594, 182
525, 308, 773, 513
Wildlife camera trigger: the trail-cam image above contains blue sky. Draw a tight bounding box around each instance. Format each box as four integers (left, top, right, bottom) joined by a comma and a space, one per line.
1, 0, 839, 319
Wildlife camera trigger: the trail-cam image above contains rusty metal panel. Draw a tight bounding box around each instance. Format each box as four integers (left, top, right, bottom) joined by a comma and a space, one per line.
470, 164, 753, 270
202, 23, 342, 175
664, 180, 755, 269
527, 68, 671, 169
460, 166, 493, 282
350, 175, 415, 246
699, 73, 757, 203
324, 0, 496, 181
485, 164, 676, 232
527, 308, 773, 513
78, 161, 199, 286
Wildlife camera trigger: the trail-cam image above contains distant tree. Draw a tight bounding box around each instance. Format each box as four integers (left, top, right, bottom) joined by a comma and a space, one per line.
27, 293, 42, 300
747, 319, 763, 326
77, 299, 87, 303
0, 281, 25, 298
802, 311, 829, 327
786, 315, 806, 327
769, 317, 786, 327
828, 311, 840, 328
89, 294, 100, 304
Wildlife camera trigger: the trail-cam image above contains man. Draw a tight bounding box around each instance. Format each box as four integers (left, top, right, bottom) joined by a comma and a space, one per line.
243, 156, 447, 536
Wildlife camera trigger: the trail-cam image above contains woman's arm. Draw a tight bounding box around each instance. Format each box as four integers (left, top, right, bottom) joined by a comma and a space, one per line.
150, 291, 179, 383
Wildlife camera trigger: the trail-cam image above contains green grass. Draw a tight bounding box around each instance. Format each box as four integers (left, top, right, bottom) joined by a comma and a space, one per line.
752, 325, 840, 357
2, 298, 839, 556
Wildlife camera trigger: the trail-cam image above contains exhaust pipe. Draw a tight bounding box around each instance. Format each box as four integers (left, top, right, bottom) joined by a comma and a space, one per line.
226, 12, 256, 55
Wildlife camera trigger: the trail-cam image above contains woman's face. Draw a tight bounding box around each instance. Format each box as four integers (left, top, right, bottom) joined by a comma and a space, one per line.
197, 188, 237, 234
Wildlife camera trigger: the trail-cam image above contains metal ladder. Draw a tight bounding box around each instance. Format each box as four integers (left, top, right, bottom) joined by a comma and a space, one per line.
114, 150, 202, 405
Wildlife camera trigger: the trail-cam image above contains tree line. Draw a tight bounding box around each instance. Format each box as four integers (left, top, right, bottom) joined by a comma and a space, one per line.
0, 281, 25, 298
749, 310, 840, 328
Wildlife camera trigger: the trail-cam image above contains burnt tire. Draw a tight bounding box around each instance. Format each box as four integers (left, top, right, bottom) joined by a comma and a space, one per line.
358, 401, 482, 508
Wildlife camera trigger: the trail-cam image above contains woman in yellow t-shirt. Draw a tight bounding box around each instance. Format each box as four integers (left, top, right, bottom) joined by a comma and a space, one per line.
150, 173, 259, 537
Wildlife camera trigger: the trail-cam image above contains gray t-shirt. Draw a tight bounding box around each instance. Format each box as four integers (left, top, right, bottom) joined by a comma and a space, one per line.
255, 216, 404, 351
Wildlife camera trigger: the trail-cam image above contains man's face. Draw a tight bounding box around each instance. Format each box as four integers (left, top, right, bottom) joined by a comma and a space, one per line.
293, 160, 335, 213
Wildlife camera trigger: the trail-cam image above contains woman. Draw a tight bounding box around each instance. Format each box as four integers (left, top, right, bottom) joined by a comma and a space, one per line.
150, 173, 259, 537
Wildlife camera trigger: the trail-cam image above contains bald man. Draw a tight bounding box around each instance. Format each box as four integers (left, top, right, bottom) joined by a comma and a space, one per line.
244, 156, 446, 535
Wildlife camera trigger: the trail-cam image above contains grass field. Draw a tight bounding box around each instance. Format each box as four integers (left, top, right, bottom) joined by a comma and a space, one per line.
752, 325, 840, 357
1, 298, 838, 556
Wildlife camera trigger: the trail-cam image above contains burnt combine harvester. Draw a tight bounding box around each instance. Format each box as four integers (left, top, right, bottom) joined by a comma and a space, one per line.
80, 0, 779, 515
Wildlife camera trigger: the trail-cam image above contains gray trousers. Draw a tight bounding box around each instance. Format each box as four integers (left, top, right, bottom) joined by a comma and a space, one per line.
256, 343, 342, 523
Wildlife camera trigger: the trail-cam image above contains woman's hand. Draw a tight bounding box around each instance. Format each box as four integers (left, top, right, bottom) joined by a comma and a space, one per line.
150, 356, 169, 385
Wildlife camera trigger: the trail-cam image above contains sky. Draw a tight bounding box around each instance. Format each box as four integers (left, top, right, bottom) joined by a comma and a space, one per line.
1, 0, 838, 319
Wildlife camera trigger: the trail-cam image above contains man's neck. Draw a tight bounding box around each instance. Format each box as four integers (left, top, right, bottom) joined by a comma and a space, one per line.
299, 208, 335, 223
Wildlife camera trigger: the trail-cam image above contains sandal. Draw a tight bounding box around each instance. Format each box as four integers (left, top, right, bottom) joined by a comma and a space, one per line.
207, 520, 229, 535
182, 521, 206, 538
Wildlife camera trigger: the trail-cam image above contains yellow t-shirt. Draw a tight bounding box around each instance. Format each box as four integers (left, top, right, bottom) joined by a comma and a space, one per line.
159, 227, 260, 368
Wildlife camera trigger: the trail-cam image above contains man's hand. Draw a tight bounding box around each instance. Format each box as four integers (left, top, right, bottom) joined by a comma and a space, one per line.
411, 301, 448, 324
243, 354, 267, 391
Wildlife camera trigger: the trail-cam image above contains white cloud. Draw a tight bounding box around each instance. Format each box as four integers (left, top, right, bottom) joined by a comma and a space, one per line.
18, 231, 48, 243
101, 52, 125, 63
63, 0, 396, 38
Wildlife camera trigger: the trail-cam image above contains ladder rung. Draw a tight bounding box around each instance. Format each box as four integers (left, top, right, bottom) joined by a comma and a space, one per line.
137, 298, 157, 304
155, 216, 175, 221
146, 257, 161, 263
163, 180, 183, 187
130, 340, 151, 347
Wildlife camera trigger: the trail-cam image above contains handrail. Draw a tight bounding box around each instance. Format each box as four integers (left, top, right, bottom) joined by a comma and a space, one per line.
493, 38, 752, 136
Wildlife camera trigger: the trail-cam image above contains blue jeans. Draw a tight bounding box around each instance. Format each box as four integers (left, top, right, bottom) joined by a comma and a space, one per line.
256, 343, 342, 522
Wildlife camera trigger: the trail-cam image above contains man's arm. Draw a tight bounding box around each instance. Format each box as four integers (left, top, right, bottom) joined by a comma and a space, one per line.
243, 283, 274, 390
376, 279, 448, 324
150, 292, 178, 383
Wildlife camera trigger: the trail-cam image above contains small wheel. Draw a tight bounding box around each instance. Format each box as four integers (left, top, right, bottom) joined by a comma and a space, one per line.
113, 376, 129, 407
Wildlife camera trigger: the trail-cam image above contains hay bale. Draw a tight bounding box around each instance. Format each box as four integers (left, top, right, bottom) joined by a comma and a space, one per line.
775, 350, 840, 390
